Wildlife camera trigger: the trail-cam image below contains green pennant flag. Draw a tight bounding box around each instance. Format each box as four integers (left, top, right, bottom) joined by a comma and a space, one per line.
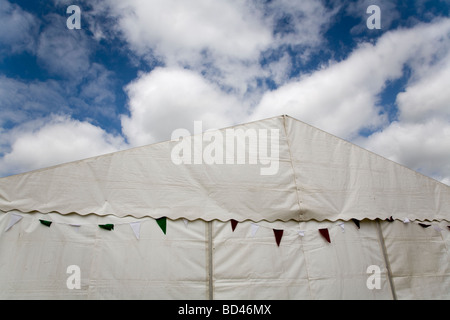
39, 219, 52, 227
156, 217, 167, 235
99, 224, 114, 231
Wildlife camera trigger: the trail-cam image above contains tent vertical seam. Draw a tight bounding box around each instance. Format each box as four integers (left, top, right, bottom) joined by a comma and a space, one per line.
282, 115, 302, 219
207, 221, 214, 300
376, 219, 397, 300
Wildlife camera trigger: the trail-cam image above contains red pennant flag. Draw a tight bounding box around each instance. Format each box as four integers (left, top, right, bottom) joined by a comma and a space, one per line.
319, 228, 331, 243
386, 216, 394, 222
273, 229, 283, 247
419, 223, 431, 228
231, 219, 238, 232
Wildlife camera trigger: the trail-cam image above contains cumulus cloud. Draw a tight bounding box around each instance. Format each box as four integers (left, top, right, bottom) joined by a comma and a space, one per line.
36, 14, 92, 80
0, 3, 119, 128
98, 0, 334, 97
396, 51, 450, 123
357, 25, 450, 184
106, 0, 271, 62
0, 115, 127, 177
106, 0, 270, 97
0, 0, 40, 55
267, 0, 336, 48
360, 119, 450, 185
121, 67, 246, 146
251, 18, 450, 141
0, 76, 69, 127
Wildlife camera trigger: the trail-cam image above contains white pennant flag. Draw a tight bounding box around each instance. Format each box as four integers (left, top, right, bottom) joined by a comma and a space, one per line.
338, 222, 345, 232
70, 224, 81, 232
432, 225, 442, 232
5, 213, 23, 232
250, 223, 259, 237
298, 230, 305, 237
130, 222, 141, 239
403, 217, 410, 224
183, 219, 189, 227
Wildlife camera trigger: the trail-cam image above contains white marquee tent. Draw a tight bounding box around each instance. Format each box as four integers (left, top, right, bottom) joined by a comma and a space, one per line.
0, 115, 449, 299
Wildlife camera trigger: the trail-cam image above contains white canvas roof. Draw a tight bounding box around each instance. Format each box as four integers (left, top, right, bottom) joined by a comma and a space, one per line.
0, 115, 449, 223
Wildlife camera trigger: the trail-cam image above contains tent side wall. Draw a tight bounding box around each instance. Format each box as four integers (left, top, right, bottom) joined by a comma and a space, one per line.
212, 219, 392, 299
0, 212, 209, 299
2, 211, 448, 299
380, 220, 450, 299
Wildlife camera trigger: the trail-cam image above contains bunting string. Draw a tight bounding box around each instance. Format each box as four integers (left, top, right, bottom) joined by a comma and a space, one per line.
2, 211, 449, 247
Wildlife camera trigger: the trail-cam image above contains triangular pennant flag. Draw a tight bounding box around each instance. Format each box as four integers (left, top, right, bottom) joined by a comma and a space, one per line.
39, 219, 52, 227
156, 217, 167, 235
386, 216, 394, 222
418, 223, 431, 228
250, 223, 259, 237
338, 222, 345, 232
98, 224, 114, 231
448, 226, 450, 230
230, 219, 238, 232
273, 229, 283, 247
403, 217, 410, 224
319, 228, 331, 243
70, 224, 81, 233
129, 222, 141, 239
183, 219, 189, 227
5, 213, 23, 232
298, 230, 305, 237
352, 219, 360, 229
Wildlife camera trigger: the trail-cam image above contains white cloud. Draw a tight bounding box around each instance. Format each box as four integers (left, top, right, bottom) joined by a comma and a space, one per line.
36, 14, 92, 80
98, 0, 335, 97
103, 0, 272, 97
251, 42, 391, 139
121, 67, 246, 146
396, 52, 450, 123
0, 0, 39, 55
106, 0, 272, 62
360, 120, 450, 185
0, 76, 69, 127
251, 18, 450, 141
352, 19, 450, 185
0, 115, 127, 177
267, 0, 336, 48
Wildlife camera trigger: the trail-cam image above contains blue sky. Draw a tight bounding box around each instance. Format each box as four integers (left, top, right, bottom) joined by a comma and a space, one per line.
0, 0, 449, 185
